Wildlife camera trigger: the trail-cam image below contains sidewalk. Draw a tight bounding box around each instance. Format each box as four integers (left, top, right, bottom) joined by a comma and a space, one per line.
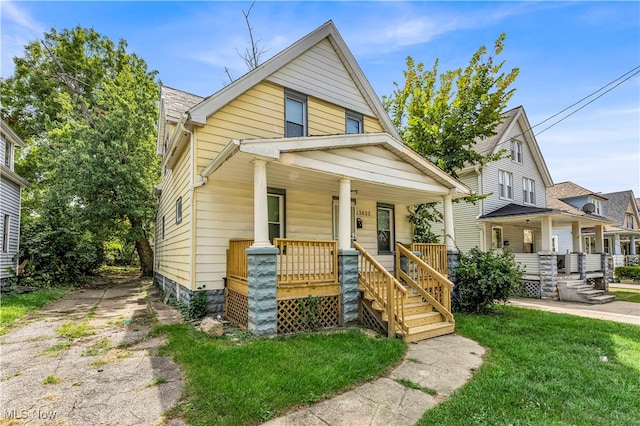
263, 333, 485, 426
508, 297, 639, 326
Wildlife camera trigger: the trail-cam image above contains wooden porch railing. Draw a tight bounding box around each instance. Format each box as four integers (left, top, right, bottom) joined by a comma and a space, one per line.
396, 244, 454, 323
354, 242, 408, 338
274, 238, 338, 285
585, 254, 602, 272
513, 253, 540, 275
227, 238, 254, 282
408, 243, 448, 277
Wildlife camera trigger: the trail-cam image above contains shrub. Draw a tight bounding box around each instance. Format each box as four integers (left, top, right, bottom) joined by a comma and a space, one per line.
614, 266, 640, 282
453, 248, 524, 314
177, 287, 209, 320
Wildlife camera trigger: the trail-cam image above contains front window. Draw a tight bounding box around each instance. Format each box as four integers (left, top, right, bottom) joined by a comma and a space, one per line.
346, 110, 363, 134
268, 189, 285, 243
377, 203, 395, 254
523, 229, 534, 253
285, 91, 306, 137
2, 214, 9, 253
492, 227, 503, 249
523, 178, 536, 204
498, 170, 513, 200
510, 140, 523, 164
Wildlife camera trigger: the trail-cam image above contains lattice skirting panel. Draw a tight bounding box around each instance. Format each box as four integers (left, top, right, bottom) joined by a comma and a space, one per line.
277, 295, 341, 334
521, 280, 541, 298
225, 289, 248, 329
359, 302, 386, 334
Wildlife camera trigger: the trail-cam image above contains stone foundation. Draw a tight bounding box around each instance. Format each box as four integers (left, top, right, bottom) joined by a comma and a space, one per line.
153, 272, 225, 315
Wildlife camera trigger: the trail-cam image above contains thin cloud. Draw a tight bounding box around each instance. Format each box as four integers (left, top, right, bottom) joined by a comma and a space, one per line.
1, 1, 46, 77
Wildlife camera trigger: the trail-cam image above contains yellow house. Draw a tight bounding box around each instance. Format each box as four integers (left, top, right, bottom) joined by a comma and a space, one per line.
154, 21, 470, 341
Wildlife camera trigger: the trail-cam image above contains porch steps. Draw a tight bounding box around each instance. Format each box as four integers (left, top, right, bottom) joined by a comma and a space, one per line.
558, 280, 616, 304
360, 288, 453, 343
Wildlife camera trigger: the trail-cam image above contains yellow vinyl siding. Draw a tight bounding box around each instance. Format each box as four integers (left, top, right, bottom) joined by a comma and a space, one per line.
155, 145, 192, 286
364, 116, 383, 133
308, 97, 344, 135
196, 81, 283, 171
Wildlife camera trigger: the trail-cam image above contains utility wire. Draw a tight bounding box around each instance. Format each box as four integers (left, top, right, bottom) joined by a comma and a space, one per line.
534, 68, 640, 136
530, 65, 640, 131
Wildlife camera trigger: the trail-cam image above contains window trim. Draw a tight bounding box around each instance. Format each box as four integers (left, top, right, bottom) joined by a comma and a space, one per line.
498, 170, 513, 200
626, 213, 634, 229
175, 197, 182, 224
376, 203, 395, 255
593, 199, 602, 216
332, 196, 357, 243
4, 140, 13, 169
510, 139, 523, 164
284, 90, 307, 138
345, 110, 363, 134
523, 177, 536, 205
491, 226, 503, 249
2, 214, 9, 253
268, 188, 286, 243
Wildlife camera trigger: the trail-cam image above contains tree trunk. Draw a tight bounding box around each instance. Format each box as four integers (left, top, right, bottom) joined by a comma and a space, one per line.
129, 216, 154, 277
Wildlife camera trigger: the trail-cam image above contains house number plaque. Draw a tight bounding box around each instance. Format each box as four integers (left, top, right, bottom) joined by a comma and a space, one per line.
357, 210, 371, 216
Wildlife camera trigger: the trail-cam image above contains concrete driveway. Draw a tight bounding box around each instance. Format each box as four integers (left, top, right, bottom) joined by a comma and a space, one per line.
1, 276, 184, 425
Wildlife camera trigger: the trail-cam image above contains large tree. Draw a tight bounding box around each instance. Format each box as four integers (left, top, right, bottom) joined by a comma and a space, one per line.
383, 34, 519, 242
383, 33, 519, 178
1, 27, 159, 277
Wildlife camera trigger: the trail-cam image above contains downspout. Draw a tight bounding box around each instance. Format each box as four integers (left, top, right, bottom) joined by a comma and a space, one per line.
474, 165, 486, 251
181, 121, 197, 293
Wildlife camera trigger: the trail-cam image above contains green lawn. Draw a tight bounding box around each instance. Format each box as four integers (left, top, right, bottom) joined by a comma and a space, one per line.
418, 306, 640, 426
0, 288, 67, 335
609, 287, 640, 303
155, 325, 406, 426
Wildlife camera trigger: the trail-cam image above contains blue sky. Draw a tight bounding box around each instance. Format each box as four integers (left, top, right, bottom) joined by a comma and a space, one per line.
2, 1, 639, 195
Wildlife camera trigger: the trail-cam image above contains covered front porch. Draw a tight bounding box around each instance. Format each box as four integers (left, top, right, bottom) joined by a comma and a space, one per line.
478, 206, 615, 299
202, 132, 469, 338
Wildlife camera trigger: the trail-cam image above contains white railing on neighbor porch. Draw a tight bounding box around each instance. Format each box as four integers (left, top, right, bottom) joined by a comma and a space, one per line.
513, 254, 540, 276
585, 254, 602, 272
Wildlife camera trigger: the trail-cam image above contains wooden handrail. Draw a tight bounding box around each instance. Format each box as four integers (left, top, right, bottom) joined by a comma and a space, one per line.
396, 244, 454, 323
354, 242, 407, 337
409, 243, 448, 277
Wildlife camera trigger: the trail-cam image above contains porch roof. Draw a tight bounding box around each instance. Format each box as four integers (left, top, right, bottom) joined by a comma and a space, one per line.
200, 132, 471, 205
478, 203, 615, 228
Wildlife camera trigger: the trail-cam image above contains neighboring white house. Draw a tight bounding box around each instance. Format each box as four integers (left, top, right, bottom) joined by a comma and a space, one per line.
548, 184, 639, 265
0, 121, 28, 283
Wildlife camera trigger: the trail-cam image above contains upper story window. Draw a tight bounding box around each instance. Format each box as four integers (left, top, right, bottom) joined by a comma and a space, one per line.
626, 213, 634, 229
498, 170, 513, 200
346, 110, 363, 134
593, 199, 603, 216
523, 178, 536, 205
510, 140, 523, 164
4, 139, 12, 169
285, 90, 307, 137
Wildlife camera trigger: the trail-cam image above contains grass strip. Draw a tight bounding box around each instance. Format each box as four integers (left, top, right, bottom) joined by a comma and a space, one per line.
609, 287, 640, 303
156, 326, 405, 425
0, 288, 67, 334
418, 306, 640, 426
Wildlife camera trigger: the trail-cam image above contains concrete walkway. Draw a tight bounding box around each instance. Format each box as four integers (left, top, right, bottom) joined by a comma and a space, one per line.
508, 297, 639, 325
264, 334, 485, 426
1, 276, 184, 425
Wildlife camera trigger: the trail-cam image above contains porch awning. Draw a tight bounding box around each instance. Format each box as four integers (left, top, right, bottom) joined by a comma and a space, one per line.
478, 203, 615, 228
199, 132, 470, 205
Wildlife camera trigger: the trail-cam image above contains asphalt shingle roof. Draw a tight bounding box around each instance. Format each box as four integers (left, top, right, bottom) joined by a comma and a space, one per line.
160, 86, 204, 122
480, 203, 553, 219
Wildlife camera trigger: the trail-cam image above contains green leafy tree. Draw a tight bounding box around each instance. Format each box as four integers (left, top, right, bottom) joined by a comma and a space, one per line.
383, 34, 519, 241
1, 27, 159, 277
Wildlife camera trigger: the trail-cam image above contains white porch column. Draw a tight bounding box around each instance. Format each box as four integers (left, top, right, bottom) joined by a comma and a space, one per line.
594, 225, 604, 253
541, 215, 553, 252
571, 222, 582, 252
252, 159, 271, 247
443, 194, 455, 250
631, 235, 637, 255
338, 178, 351, 250
614, 234, 621, 255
